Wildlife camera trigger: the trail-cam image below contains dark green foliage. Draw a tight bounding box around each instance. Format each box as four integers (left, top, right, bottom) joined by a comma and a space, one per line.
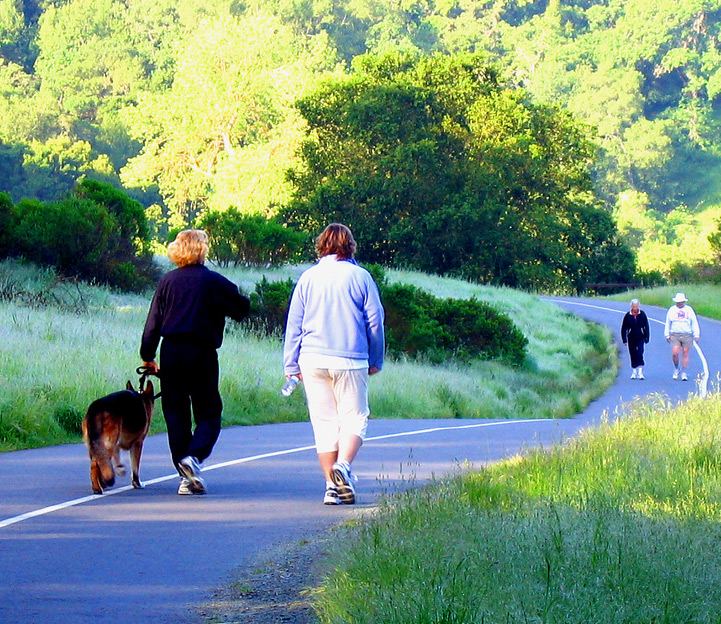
0, 143, 26, 201
284, 51, 633, 291
382, 283, 445, 360
247, 276, 295, 336
249, 265, 528, 364
198, 208, 305, 267
4, 181, 159, 291
433, 297, 527, 365
0, 192, 13, 257
382, 282, 527, 365
5, 0, 719, 287
12, 196, 115, 273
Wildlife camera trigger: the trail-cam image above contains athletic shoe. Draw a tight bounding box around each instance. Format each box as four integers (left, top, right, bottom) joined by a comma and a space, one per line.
681, 372, 688, 381
330, 461, 356, 504
630, 370, 637, 379
177, 478, 191, 495
178, 456, 207, 495
673, 369, 679, 380
638, 371, 645, 380
323, 486, 340, 505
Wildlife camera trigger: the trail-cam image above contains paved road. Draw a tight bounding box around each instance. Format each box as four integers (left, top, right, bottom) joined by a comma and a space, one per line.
1, 299, 718, 624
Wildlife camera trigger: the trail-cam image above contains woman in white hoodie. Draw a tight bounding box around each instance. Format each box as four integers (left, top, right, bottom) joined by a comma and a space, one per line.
283, 223, 385, 505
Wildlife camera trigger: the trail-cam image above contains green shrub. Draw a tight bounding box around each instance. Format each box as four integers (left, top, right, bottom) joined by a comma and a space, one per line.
247, 276, 295, 336
382, 282, 447, 360
13, 196, 115, 273
432, 297, 527, 365
382, 281, 527, 364
198, 208, 305, 267
246, 265, 528, 365
4, 181, 158, 291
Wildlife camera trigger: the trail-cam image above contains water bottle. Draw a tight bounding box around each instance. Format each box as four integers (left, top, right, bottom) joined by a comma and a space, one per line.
281, 375, 300, 397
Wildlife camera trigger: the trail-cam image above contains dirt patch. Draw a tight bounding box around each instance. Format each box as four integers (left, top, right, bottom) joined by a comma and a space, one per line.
198, 532, 337, 624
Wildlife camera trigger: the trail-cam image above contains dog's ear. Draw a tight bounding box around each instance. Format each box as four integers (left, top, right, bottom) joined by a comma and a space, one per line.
126, 380, 134, 391
144, 380, 154, 396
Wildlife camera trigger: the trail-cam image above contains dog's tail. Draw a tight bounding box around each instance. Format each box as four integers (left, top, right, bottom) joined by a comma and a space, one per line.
82, 408, 116, 488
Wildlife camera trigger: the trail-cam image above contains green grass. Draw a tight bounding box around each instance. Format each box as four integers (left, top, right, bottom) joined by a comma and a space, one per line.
606, 283, 721, 320
314, 392, 721, 624
0, 258, 617, 451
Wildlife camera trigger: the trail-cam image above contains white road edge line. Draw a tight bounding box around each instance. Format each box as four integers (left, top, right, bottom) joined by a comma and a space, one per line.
546, 298, 709, 398
0, 418, 549, 530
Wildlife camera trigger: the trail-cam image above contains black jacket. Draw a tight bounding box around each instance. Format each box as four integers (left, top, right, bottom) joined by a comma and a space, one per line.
621, 310, 650, 345
140, 264, 250, 361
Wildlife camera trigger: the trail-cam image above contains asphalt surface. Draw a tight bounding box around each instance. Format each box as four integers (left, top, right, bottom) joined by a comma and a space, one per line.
1, 298, 719, 624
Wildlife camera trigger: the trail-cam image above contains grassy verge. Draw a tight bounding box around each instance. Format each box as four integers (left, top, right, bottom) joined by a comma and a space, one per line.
314, 392, 721, 623
0, 259, 616, 451
606, 283, 721, 320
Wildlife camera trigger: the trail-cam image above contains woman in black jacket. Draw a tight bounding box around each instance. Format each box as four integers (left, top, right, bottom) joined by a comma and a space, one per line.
141, 229, 250, 495
621, 298, 650, 379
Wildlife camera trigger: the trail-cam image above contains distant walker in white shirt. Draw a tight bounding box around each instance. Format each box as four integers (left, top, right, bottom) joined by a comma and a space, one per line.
664, 292, 700, 381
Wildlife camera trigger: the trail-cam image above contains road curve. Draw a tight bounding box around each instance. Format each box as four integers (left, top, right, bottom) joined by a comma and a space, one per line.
0, 298, 719, 624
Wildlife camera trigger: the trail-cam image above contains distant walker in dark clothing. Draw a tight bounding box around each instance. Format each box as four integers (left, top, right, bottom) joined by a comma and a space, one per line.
140, 229, 250, 495
621, 298, 650, 380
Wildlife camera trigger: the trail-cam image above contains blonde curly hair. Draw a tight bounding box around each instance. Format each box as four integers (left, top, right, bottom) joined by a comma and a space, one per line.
167, 229, 209, 267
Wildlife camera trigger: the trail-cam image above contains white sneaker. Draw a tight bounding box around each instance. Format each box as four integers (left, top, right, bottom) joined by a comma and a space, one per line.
177, 478, 191, 495
178, 456, 207, 495
673, 369, 679, 380
681, 372, 688, 381
323, 486, 340, 505
630, 370, 637, 379
330, 461, 357, 504
638, 371, 644, 380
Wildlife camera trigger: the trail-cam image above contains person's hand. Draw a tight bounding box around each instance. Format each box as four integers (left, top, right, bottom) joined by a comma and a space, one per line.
142, 360, 159, 374
622, 342, 627, 346
695, 337, 700, 343
666, 337, 671, 343
369, 366, 380, 375
287, 373, 303, 381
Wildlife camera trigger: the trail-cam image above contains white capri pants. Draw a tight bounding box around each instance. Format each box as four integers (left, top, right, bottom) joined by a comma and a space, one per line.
300, 367, 370, 453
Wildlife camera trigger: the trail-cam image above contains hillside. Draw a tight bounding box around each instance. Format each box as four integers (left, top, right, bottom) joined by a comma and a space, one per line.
1, 0, 721, 282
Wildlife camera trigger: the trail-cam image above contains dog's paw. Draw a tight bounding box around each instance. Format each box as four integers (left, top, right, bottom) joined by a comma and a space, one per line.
132, 478, 144, 489
116, 464, 126, 476
92, 486, 103, 495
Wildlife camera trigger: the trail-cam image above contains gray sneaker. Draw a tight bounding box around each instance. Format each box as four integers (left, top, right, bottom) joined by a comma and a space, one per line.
177, 478, 191, 495
178, 456, 207, 495
330, 461, 356, 504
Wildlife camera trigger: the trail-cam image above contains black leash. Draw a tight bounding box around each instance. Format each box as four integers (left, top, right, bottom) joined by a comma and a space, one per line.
136, 366, 162, 400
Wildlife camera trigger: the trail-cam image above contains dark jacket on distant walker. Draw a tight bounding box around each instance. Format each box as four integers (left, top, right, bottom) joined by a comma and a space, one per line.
621, 310, 650, 368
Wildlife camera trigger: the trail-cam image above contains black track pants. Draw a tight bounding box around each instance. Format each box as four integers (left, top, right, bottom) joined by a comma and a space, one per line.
159, 340, 222, 468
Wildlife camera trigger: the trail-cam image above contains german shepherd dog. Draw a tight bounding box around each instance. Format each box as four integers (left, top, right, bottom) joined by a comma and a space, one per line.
82, 380, 155, 494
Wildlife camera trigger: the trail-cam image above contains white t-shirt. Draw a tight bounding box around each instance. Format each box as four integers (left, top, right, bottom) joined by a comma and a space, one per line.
664, 304, 700, 338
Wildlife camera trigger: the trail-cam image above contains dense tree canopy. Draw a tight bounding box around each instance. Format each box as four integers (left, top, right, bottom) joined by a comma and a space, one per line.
1, 0, 720, 285
283, 52, 634, 291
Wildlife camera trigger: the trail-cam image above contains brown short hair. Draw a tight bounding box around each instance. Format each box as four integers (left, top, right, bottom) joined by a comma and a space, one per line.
167, 229, 209, 267
315, 223, 357, 260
